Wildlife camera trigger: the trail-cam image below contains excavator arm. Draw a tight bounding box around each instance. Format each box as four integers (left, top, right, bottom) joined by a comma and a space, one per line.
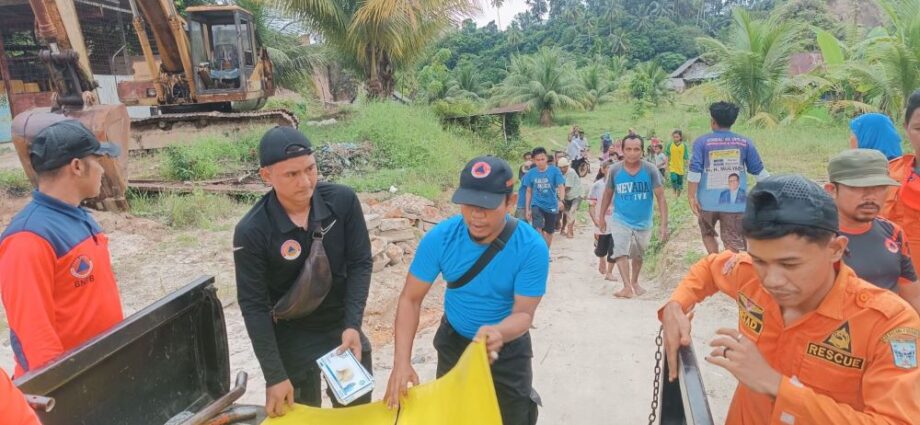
25, 0, 98, 109
127, 0, 197, 104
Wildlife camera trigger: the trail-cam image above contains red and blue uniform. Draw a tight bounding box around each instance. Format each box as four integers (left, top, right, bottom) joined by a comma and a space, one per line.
0, 191, 123, 377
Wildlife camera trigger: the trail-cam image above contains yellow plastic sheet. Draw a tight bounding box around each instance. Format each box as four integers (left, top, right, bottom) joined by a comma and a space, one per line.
262, 341, 502, 424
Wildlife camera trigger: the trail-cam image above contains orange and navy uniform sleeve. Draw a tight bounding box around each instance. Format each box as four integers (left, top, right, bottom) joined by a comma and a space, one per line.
0, 368, 41, 425
0, 232, 65, 373
660, 251, 746, 317
771, 309, 920, 424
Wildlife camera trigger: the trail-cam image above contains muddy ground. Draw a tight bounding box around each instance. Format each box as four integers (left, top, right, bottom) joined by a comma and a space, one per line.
0, 151, 738, 421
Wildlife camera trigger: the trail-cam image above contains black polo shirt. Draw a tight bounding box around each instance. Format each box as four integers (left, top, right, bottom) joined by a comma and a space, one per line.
233, 182, 372, 386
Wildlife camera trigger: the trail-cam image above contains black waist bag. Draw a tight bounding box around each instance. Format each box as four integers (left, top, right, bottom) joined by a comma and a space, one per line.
273, 220, 336, 321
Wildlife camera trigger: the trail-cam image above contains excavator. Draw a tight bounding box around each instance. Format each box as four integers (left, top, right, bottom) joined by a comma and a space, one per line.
119, 0, 297, 150
8, 0, 295, 210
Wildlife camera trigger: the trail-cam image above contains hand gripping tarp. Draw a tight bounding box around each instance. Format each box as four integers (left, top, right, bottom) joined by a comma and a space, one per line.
261, 341, 502, 424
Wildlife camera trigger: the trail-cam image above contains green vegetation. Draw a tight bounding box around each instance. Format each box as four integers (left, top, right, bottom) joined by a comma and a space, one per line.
306, 102, 480, 199
275, 0, 478, 99
493, 47, 588, 126
160, 130, 263, 181
0, 169, 30, 197
128, 190, 243, 229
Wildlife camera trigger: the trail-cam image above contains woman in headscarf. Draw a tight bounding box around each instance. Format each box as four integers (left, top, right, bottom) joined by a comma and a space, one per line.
850, 112, 904, 161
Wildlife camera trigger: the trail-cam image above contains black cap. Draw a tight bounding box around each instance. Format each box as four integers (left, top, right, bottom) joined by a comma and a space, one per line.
30, 120, 121, 172
259, 126, 313, 167
742, 174, 838, 234
451, 156, 514, 209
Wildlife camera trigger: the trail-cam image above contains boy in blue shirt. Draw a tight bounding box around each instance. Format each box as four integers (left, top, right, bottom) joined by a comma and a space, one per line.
522, 147, 566, 248
688, 101, 770, 254
385, 156, 548, 425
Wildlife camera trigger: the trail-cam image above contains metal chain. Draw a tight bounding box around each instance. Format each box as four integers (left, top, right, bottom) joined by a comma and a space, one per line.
648, 326, 664, 425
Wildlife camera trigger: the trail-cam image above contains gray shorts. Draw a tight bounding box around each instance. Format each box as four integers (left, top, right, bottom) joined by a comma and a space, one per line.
611, 220, 653, 260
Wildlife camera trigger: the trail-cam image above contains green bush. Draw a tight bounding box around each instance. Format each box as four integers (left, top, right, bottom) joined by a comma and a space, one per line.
0, 169, 31, 197
160, 130, 263, 181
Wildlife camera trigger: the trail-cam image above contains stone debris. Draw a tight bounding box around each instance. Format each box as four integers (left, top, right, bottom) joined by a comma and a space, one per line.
363, 194, 448, 273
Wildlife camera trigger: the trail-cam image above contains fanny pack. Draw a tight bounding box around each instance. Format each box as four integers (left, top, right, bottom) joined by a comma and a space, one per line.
447, 218, 519, 290
273, 219, 336, 321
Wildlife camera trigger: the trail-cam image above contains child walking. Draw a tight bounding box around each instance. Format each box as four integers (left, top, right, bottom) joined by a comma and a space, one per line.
588, 161, 617, 280
665, 129, 689, 195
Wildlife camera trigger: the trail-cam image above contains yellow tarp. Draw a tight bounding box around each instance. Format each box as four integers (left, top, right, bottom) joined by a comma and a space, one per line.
262, 341, 502, 424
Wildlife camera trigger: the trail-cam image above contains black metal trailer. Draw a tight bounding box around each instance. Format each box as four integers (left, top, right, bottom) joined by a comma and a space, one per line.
14, 276, 266, 425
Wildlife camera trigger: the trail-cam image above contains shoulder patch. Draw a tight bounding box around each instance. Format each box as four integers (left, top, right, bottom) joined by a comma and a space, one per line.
882, 327, 920, 343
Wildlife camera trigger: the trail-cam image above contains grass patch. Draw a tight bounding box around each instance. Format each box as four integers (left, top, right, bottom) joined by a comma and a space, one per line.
160, 130, 263, 181
0, 169, 31, 197
306, 102, 479, 200
128, 189, 242, 229
521, 100, 850, 181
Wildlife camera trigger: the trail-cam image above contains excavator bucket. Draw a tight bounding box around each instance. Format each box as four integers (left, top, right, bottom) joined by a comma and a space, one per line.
11, 104, 131, 211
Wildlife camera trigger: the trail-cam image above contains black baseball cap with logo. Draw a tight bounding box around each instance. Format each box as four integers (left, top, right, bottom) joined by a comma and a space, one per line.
259, 126, 313, 167
742, 174, 839, 234
451, 156, 514, 209
29, 120, 121, 172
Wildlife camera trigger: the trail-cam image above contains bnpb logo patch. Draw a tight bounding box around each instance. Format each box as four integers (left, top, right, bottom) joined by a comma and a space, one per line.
280, 240, 302, 260
885, 238, 899, 254
471, 161, 492, 178
806, 322, 865, 369
70, 256, 93, 279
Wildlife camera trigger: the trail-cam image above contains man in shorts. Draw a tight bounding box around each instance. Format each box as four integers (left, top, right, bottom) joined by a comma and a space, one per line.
599, 135, 668, 298
689, 102, 769, 254
523, 147, 565, 248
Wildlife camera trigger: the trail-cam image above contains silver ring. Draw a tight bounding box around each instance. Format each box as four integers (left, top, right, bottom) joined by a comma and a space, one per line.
723, 346, 730, 357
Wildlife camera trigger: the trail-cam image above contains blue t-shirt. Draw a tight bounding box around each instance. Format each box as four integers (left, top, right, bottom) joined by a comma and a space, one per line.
522, 166, 565, 213
516, 182, 527, 209
409, 215, 549, 339
688, 130, 767, 213
608, 161, 662, 230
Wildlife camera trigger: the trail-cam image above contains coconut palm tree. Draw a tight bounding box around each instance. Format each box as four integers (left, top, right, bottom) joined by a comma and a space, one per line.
276, 0, 478, 99
580, 62, 616, 110
491, 0, 505, 28
860, 0, 920, 117
697, 8, 802, 119
493, 47, 588, 126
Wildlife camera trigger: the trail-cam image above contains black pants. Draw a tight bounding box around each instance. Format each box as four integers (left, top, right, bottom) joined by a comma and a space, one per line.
291, 348, 373, 407
434, 318, 539, 425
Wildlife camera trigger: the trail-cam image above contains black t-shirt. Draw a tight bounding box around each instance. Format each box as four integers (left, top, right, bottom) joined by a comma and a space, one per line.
233, 183, 372, 385
842, 218, 917, 292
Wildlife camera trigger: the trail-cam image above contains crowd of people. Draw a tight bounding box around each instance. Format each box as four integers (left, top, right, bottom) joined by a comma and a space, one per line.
2, 90, 920, 425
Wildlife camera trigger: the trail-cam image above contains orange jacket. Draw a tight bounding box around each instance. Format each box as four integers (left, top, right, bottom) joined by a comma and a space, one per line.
665, 252, 920, 425
1, 368, 41, 425
884, 154, 920, 271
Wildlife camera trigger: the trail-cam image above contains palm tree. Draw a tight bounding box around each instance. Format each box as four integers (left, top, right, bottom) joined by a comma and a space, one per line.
859, 0, 920, 117
493, 47, 588, 126
506, 24, 523, 51
446, 63, 485, 100
697, 9, 802, 119
277, 0, 478, 99
580, 62, 616, 110
491, 0, 505, 28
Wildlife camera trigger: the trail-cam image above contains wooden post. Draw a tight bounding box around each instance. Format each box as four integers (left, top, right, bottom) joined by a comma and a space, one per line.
0, 29, 17, 116
502, 113, 508, 143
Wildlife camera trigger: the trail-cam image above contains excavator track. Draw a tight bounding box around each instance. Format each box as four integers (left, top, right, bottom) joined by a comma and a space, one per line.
128, 109, 299, 151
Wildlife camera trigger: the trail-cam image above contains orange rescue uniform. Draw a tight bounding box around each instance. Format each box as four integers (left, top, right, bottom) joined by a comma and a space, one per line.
665, 251, 920, 424
884, 154, 920, 270
1, 368, 41, 425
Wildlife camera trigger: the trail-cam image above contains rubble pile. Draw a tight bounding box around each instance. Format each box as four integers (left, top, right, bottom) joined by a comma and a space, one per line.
362, 194, 445, 272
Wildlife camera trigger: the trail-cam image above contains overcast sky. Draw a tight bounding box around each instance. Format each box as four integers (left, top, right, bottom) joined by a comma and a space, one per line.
473, 0, 529, 30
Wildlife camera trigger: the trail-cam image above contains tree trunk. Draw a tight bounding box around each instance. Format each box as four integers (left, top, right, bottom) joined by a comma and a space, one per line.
540, 108, 553, 126
366, 47, 395, 99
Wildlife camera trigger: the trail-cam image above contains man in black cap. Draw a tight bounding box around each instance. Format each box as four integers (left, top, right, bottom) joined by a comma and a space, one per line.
0, 119, 124, 377
385, 156, 548, 424
659, 174, 920, 424
233, 126, 373, 417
